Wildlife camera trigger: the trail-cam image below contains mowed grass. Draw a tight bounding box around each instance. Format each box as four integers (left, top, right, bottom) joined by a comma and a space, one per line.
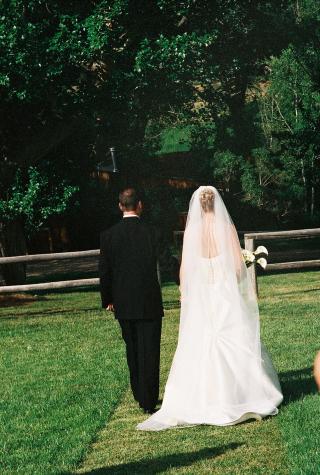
0, 290, 128, 474
0, 271, 319, 474
259, 272, 320, 475
75, 272, 320, 475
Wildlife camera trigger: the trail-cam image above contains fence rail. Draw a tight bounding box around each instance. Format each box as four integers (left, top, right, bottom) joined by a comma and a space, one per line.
0, 228, 319, 295
244, 227, 320, 295
0, 249, 99, 265
244, 228, 320, 240
0, 250, 100, 294
266, 260, 320, 271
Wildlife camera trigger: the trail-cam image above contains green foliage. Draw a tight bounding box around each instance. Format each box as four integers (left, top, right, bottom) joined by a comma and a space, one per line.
240, 147, 303, 218
0, 0, 319, 236
263, 47, 320, 137
0, 167, 78, 233
257, 38, 320, 221
156, 127, 191, 154
1, 4, 76, 103
211, 150, 242, 193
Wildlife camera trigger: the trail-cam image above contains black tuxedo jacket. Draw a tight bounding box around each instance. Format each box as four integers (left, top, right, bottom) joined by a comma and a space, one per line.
99, 217, 164, 320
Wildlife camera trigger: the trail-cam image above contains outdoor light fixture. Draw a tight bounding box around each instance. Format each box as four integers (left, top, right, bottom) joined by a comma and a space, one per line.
96, 147, 119, 174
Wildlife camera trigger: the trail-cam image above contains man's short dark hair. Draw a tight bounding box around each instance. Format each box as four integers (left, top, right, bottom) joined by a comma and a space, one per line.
119, 188, 141, 211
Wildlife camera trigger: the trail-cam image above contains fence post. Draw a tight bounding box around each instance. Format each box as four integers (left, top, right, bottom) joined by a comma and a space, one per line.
244, 235, 258, 296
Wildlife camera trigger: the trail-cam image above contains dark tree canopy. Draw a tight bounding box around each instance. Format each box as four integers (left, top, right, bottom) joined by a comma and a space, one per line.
0, 0, 319, 252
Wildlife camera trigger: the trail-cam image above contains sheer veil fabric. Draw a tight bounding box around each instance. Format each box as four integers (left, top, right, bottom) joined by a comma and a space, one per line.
137, 186, 283, 431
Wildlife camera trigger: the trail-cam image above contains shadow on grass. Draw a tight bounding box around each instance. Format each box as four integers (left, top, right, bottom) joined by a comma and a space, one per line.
262, 267, 320, 277
163, 300, 180, 310
280, 367, 317, 406
274, 287, 320, 297
71, 443, 243, 475
0, 294, 47, 307
0, 307, 101, 320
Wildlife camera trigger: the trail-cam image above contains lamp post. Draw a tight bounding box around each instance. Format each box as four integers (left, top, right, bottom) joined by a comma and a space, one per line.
96, 147, 119, 175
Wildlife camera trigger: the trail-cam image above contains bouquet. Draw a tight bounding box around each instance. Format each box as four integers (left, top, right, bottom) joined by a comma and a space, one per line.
242, 246, 268, 269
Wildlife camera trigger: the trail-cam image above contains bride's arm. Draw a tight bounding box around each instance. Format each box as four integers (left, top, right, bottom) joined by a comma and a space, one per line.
179, 260, 185, 300
230, 224, 243, 278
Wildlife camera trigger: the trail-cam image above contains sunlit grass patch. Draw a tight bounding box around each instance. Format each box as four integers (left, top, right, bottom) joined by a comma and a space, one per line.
0, 291, 127, 475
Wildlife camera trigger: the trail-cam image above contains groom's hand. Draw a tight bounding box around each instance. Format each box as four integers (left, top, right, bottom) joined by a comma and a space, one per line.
106, 303, 114, 312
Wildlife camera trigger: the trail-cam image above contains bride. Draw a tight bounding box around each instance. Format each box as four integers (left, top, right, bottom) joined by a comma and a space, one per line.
137, 186, 283, 431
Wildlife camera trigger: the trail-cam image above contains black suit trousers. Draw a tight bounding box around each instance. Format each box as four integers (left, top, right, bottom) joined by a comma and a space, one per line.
118, 318, 162, 411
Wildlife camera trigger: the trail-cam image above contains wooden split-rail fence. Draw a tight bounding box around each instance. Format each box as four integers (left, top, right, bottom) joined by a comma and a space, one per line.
0, 228, 319, 296
244, 228, 320, 295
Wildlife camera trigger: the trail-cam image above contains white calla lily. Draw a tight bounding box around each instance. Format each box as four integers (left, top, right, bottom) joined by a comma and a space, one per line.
257, 257, 267, 269
254, 245, 268, 256
242, 246, 268, 269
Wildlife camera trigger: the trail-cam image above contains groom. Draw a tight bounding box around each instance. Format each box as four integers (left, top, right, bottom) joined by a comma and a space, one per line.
99, 188, 164, 413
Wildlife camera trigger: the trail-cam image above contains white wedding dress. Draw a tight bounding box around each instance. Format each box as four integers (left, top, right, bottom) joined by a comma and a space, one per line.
137, 187, 283, 431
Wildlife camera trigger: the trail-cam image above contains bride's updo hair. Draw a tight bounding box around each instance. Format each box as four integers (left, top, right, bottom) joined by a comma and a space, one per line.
199, 187, 215, 213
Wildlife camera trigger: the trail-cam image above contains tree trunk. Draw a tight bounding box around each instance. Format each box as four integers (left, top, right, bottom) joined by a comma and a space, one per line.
299, 156, 308, 212
0, 221, 27, 285
310, 155, 315, 216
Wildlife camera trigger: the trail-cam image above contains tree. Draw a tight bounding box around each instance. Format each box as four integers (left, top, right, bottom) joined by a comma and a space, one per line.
255, 3, 320, 223
0, 167, 77, 283
1, 0, 318, 284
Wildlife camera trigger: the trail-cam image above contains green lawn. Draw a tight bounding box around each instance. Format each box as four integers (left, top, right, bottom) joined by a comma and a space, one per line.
0, 271, 319, 474
0, 291, 128, 474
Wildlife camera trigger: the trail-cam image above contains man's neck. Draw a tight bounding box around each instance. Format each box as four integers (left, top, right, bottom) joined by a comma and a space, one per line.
123, 211, 140, 218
